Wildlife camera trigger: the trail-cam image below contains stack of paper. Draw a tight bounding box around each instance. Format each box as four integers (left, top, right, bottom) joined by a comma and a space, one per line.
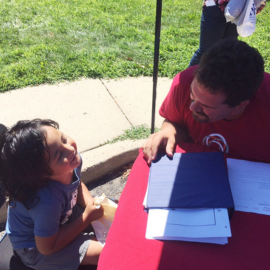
144, 152, 234, 245
227, 158, 270, 215
145, 208, 231, 245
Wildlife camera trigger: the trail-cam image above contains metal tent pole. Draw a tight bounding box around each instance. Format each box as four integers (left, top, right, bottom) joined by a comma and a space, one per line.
151, 0, 162, 134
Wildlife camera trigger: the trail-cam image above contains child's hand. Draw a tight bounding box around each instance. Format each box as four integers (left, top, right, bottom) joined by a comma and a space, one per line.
84, 202, 104, 223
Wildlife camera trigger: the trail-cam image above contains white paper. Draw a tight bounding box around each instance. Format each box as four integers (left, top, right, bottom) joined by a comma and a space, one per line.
146, 208, 231, 245
143, 184, 148, 206
155, 236, 228, 245
227, 158, 270, 215
205, 0, 216, 7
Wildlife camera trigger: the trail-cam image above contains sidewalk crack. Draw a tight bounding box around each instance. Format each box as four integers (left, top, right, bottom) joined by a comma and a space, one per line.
99, 79, 133, 127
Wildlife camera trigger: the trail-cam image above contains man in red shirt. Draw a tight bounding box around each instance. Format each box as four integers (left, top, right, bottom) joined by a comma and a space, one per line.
143, 38, 270, 163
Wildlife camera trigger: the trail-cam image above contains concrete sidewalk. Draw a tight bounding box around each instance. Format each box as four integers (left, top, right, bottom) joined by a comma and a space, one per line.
0, 76, 173, 222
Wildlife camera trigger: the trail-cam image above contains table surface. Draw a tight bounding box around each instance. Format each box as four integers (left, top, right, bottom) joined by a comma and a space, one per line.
97, 143, 270, 270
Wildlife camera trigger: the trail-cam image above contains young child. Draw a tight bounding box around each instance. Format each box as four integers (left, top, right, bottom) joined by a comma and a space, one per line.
0, 119, 104, 269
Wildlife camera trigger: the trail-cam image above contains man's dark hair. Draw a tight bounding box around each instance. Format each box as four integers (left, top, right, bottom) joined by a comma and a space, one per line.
194, 38, 264, 107
0, 119, 59, 209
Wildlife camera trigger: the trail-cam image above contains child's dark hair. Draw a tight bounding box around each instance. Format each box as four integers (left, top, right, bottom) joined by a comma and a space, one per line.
0, 119, 59, 209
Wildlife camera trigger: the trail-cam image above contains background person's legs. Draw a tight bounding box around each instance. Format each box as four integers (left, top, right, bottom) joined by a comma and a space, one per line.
189, 5, 238, 67
223, 20, 238, 40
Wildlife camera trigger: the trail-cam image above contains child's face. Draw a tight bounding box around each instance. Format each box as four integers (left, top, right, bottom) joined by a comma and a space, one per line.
42, 126, 81, 184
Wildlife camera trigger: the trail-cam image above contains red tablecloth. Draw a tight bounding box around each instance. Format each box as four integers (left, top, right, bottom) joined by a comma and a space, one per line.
97, 143, 270, 270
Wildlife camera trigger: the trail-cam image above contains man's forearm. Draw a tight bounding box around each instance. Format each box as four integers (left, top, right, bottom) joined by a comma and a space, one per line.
161, 119, 190, 143
143, 119, 192, 163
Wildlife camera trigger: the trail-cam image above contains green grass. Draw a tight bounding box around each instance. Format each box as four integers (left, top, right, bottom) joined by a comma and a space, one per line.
107, 125, 159, 143
0, 0, 269, 92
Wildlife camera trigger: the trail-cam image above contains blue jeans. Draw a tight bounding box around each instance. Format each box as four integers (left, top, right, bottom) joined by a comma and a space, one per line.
189, 5, 238, 67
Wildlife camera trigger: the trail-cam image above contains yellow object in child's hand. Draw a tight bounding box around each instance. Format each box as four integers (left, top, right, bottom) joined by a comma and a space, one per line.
92, 193, 118, 245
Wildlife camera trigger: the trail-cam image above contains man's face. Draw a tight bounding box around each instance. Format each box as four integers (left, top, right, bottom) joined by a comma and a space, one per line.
189, 78, 245, 123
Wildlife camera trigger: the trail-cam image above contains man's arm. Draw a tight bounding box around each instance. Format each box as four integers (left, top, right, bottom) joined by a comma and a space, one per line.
143, 119, 190, 163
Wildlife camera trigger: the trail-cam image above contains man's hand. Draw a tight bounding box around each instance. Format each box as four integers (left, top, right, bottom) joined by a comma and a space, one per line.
143, 130, 175, 164
143, 120, 189, 164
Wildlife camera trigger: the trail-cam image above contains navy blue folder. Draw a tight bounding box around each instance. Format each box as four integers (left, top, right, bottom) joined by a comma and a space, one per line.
146, 152, 234, 209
